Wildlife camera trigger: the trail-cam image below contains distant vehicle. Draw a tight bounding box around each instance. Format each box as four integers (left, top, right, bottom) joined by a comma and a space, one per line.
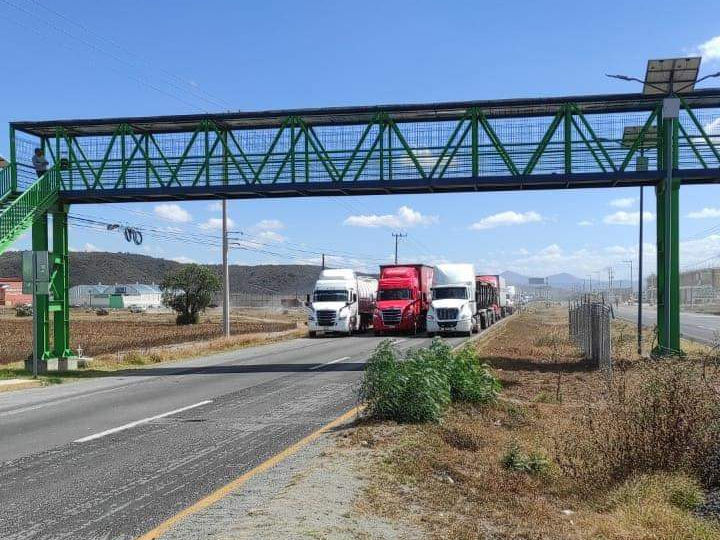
427, 263, 477, 337
128, 304, 147, 313
374, 264, 434, 335
476, 274, 510, 320
307, 269, 377, 337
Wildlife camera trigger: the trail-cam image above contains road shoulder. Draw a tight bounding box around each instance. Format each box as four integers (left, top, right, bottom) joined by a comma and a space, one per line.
159, 419, 423, 540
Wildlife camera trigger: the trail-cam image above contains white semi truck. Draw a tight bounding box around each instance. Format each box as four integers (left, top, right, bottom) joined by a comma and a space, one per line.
307, 269, 377, 337
426, 263, 477, 337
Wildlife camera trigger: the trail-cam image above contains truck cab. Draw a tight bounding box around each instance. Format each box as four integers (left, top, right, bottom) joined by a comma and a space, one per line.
307, 269, 362, 337
426, 263, 477, 337
373, 265, 433, 335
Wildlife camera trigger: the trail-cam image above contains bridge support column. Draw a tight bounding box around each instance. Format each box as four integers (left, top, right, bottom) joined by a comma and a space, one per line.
31, 213, 51, 361
655, 100, 682, 355
52, 205, 73, 359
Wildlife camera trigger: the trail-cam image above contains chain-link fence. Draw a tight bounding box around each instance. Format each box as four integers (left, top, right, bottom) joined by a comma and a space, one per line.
569, 295, 613, 370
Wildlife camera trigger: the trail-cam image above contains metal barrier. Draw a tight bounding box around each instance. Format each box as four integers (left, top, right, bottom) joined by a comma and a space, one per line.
569, 295, 613, 370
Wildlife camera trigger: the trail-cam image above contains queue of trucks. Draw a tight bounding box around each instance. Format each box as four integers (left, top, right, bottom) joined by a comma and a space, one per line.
306, 264, 513, 337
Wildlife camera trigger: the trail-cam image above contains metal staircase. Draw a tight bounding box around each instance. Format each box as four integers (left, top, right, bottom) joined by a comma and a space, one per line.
0, 165, 60, 255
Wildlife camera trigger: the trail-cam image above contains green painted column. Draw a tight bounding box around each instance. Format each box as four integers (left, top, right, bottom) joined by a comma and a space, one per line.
32, 213, 51, 360
655, 105, 682, 355
52, 205, 73, 358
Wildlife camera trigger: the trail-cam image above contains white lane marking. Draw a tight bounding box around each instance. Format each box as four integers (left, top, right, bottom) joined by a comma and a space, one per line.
74, 400, 213, 443
309, 356, 351, 371
391, 338, 406, 344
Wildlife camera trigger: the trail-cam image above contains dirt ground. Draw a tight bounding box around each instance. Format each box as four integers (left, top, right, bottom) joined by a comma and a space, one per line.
0, 307, 302, 365
344, 305, 720, 539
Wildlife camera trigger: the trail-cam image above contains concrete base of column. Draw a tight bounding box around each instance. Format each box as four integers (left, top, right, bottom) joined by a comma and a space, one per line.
24, 357, 78, 374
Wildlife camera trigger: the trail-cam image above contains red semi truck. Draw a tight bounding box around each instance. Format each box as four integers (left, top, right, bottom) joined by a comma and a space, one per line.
374, 264, 434, 335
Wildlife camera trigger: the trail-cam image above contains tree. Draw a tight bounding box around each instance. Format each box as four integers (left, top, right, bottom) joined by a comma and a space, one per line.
161, 264, 221, 325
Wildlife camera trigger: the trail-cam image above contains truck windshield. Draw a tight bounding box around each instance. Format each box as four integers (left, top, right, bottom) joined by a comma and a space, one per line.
313, 290, 348, 302
378, 288, 411, 301
433, 287, 467, 300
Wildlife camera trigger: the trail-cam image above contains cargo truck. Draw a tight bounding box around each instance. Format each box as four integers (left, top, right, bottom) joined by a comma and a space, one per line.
475, 279, 497, 329
427, 263, 477, 337
373, 264, 433, 335
307, 269, 378, 337
476, 274, 509, 319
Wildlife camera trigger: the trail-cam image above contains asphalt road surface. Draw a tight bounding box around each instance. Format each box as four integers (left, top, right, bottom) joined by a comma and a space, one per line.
0, 332, 471, 540
615, 304, 720, 344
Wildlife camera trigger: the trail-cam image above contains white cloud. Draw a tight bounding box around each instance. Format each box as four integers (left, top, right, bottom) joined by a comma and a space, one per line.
154, 203, 192, 223
469, 210, 542, 231
699, 35, 720, 62
257, 230, 286, 243
577, 220, 594, 227
603, 211, 654, 226
207, 201, 223, 212
172, 256, 197, 264
688, 207, 720, 219
254, 219, 284, 231
83, 242, 99, 252
343, 205, 438, 228
199, 217, 235, 230
610, 197, 637, 208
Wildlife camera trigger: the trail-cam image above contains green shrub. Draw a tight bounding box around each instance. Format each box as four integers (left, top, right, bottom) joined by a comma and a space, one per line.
360, 339, 500, 424
448, 345, 502, 403
501, 443, 550, 475
124, 351, 146, 365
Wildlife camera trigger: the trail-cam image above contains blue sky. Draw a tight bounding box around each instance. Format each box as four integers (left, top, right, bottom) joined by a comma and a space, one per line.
2, 0, 720, 281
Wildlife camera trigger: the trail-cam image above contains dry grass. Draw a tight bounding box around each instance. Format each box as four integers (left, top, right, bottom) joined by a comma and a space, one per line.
352, 305, 720, 539
0, 308, 300, 365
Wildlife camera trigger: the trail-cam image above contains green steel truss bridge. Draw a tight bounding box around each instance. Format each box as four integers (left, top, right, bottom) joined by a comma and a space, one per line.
2, 89, 720, 360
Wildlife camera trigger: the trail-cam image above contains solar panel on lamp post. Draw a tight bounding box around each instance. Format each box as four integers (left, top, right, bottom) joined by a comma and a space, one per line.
606, 57, 713, 355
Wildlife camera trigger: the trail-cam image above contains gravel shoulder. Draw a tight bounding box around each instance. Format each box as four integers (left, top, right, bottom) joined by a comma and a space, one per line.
160, 419, 423, 540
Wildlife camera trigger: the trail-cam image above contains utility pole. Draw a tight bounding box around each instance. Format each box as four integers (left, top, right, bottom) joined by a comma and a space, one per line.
622, 260, 633, 298
321, 253, 325, 269
222, 199, 230, 337
392, 232, 407, 265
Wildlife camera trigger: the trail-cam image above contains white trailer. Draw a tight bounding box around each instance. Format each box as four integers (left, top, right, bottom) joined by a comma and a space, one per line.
426, 263, 477, 337
307, 269, 378, 337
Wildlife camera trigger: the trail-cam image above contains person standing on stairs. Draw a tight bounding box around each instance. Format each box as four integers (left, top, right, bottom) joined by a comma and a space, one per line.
32, 148, 48, 177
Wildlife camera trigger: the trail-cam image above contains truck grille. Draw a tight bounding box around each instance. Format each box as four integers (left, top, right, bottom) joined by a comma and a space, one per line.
381, 308, 402, 325
316, 310, 336, 326
436, 308, 459, 320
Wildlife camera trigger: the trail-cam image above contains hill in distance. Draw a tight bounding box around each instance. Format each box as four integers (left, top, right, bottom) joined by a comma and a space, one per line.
0, 251, 323, 296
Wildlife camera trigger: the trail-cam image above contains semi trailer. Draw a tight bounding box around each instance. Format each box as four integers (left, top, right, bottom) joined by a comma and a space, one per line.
307, 269, 377, 337
374, 264, 433, 335
427, 263, 477, 337
475, 278, 498, 329
476, 274, 509, 319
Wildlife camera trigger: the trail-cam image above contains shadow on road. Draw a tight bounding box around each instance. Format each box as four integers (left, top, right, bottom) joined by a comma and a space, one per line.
106, 362, 368, 377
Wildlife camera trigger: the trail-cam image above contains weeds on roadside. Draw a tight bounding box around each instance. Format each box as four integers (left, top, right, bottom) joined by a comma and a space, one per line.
556, 359, 720, 489
501, 442, 550, 475
359, 339, 500, 423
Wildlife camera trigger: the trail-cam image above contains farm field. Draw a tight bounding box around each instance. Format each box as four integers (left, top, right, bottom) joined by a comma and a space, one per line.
0, 307, 301, 365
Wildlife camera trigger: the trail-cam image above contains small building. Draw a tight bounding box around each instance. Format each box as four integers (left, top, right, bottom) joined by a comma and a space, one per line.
69, 283, 163, 309
0, 278, 32, 306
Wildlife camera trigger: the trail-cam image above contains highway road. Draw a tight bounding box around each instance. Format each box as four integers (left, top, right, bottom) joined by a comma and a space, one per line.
615, 304, 720, 344
0, 332, 471, 540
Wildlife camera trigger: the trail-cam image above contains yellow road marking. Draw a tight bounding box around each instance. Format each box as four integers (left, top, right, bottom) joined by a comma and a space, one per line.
136, 405, 362, 540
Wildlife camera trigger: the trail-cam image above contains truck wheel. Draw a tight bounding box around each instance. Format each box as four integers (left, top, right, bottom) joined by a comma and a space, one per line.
374, 330, 383, 337
309, 331, 317, 338
464, 330, 472, 338
480, 316, 487, 330
427, 332, 435, 338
